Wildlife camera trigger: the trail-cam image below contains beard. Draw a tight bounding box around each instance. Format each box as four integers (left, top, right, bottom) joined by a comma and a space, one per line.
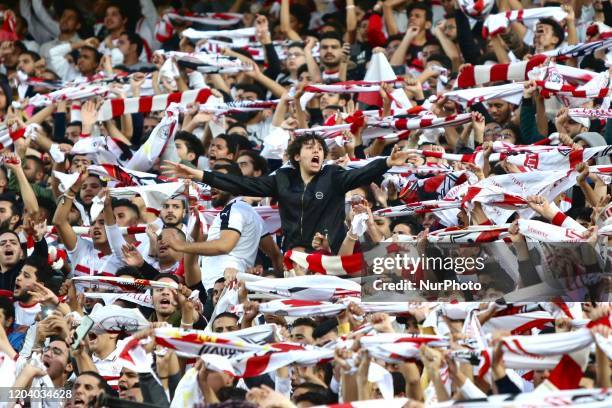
212, 192, 232, 208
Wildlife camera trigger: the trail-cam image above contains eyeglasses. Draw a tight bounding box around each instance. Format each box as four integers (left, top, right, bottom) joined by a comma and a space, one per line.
43, 346, 65, 357
287, 52, 304, 58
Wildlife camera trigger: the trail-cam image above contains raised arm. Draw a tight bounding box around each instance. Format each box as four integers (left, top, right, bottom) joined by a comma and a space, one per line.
3, 153, 40, 216
161, 161, 277, 198
52, 173, 85, 251
280, 0, 301, 41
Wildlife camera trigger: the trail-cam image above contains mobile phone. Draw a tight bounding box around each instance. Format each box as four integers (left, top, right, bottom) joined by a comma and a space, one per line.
71, 315, 94, 350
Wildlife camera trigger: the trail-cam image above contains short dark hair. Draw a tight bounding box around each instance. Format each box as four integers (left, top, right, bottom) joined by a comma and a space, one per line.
25, 155, 44, 173
120, 31, 144, 56
111, 198, 141, 219
60, 5, 83, 23
214, 312, 239, 324
153, 272, 180, 284
159, 226, 186, 242
0, 296, 15, 323
292, 317, 317, 330
37, 196, 57, 223
289, 4, 311, 32
226, 122, 247, 134
237, 150, 268, 175
115, 266, 143, 279
234, 82, 266, 100
0, 193, 19, 218
67, 121, 82, 128
76, 371, 114, 396
319, 31, 342, 45
20, 50, 41, 61
175, 130, 204, 163
408, 3, 433, 22
427, 53, 452, 71
286, 133, 329, 170
294, 392, 333, 406
538, 18, 565, 47
502, 122, 522, 144
312, 318, 338, 339
212, 161, 242, 178
80, 45, 102, 64
215, 134, 239, 157
23, 256, 54, 286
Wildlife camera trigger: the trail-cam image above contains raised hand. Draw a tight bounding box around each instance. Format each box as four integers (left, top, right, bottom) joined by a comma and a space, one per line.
160, 160, 204, 180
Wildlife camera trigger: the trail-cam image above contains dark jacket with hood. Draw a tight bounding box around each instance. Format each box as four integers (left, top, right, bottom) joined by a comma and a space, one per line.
200, 158, 390, 253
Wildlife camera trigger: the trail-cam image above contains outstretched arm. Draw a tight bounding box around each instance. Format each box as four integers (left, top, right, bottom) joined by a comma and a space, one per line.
161, 161, 277, 197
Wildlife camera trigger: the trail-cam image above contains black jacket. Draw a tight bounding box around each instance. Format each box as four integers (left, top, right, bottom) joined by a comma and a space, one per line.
201, 158, 390, 253
0, 238, 48, 293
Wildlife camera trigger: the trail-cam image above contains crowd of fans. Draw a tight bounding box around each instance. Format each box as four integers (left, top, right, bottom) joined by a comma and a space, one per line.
0, 0, 610, 407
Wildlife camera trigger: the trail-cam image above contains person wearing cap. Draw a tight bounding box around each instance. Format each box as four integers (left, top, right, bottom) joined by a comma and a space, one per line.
556, 107, 590, 138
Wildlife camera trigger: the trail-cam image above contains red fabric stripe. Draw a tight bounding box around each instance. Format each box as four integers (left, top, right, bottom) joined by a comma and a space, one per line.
525, 55, 548, 78
551, 211, 568, 226
305, 253, 326, 274
75, 264, 91, 274
139, 95, 153, 113
242, 354, 272, 377
420, 118, 433, 127
166, 91, 182, 106
548, 354, 584, 390
110, 98, 125, 118
9, 127, 25, 141
340, 253, 364, 275
195, 88, 212, 103
510, 318, 554, 335
489, 63, 509, 83
458, 64, 476, 88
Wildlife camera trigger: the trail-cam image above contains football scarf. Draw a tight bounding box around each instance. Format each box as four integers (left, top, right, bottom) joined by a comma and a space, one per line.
482, 7, 567, 38
245, 275, 361, 301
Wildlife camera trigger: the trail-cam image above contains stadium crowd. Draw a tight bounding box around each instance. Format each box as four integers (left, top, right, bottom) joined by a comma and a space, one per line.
0, 0, 610, 407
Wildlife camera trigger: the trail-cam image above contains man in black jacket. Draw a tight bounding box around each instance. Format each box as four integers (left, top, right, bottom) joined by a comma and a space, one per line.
162, 133, 410, 253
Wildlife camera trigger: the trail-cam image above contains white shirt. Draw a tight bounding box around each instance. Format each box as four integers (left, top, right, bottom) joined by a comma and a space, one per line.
68, 236, 125, 276
201, 198, 265, 289
92, 338, 129, 390
14, 301, 41, 326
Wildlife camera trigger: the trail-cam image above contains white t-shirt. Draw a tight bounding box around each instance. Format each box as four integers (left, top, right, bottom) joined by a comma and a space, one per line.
201, 198, 265, 289
14, 301, 41, 326
68, 237, 125, 276
92, 338, 130, 390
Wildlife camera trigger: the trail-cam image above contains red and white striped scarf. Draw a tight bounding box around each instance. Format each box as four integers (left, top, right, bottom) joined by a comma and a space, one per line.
374, 200, 462, 217
568, 108, 612, 119
97, 88, 213, 121
180, 27, 256, 42
154, 327, 271, 357
231, 342, 334, 378
88, 164, 176, 186
162, 51, 253, 73
232, 299, 346, 317
428, 224, 510, 243
283, 250, 364, 276
444, 83, 523, 107
457, 55, 595, 88
482, 7, 567, 38
73, 275, 178, 293
505, 146, 612, 171
461, 170, 577, 224
518, 219, 587, 242
244, 275, 361, 301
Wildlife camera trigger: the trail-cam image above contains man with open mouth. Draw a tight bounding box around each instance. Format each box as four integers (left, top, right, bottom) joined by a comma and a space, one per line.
162, 133, 411, 254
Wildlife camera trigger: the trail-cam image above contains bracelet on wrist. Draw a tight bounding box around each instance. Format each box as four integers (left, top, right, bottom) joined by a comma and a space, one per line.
181, 321, 194, 327
347, 231, 359, 241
